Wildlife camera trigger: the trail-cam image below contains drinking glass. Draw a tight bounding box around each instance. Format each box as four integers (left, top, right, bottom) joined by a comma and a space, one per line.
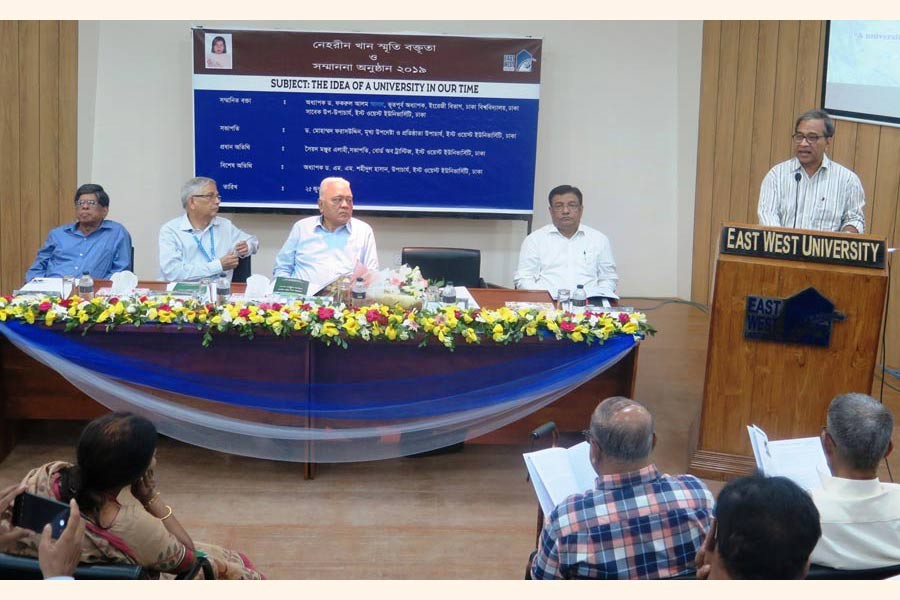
557, 288, 571, 311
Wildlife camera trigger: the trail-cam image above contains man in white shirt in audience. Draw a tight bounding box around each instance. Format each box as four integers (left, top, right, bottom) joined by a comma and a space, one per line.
273, 176, 379, 292
757, 109, 865, 233
810, 392, 900, 569
514, 185, 618, 303
158, 177, 259, 282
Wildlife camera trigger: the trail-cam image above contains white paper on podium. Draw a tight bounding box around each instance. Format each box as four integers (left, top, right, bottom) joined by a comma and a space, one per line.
747, 424, 828, 492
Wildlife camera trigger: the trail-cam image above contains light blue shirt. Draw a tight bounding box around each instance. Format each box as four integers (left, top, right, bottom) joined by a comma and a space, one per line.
273, 216, 379, 292
25, 220, 132, 282
158, 215, 258, 281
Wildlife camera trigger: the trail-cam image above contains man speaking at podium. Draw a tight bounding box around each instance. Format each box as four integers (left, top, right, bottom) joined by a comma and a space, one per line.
757, 110, 865, 234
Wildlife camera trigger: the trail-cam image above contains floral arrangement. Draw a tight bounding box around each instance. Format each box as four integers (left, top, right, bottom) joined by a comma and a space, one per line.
0, 293, 656, 350
364, 264, 428, 309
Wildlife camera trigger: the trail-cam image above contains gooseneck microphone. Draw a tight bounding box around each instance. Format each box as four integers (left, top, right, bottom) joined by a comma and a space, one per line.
792, 171, 802, 228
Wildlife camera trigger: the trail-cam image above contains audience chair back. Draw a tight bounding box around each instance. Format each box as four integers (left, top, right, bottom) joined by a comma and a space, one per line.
232, 255, 252, 283
0, 552, 147, 580
806, 563, 900, 580
401, 247, 483, 288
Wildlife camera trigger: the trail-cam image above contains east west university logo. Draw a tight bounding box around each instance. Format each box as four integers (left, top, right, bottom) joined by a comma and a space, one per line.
503, 50, 534, 72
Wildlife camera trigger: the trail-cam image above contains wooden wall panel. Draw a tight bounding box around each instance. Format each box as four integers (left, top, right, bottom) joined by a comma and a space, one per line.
0, 21, 76, 294
693, 19, 900, 369
0, 22, 23, 296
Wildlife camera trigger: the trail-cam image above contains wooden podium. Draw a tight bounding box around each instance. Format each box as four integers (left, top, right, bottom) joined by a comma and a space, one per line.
689, 223, 888, 480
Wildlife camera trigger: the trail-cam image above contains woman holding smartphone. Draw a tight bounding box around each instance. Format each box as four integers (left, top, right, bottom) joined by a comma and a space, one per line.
2, 412, 262, 579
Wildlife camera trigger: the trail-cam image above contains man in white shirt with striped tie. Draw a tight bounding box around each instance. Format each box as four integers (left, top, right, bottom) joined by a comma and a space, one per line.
757, 109, 865, 233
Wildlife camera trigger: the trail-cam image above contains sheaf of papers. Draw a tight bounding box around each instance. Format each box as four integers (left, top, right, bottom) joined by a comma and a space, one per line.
523, 441, 596, 516
747, 424, 828, 492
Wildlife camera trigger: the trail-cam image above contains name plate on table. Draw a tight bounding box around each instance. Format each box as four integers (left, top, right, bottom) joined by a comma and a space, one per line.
720, 225, 885, 269
169, 282, 203, 296
272, 277, 309, 297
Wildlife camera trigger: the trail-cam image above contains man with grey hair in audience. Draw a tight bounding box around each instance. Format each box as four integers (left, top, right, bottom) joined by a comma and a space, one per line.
530, 396, 713, 579
159, 176, 259, 282
811, 392, 900, 569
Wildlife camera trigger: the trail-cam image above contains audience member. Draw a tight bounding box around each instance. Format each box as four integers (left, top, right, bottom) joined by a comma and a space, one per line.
695, 475, 821, 579
514, 184, 618, 303
530, 396, 713, 579
273, 176, 379, 292
757, 109, 865, 233
0, 483, 85, 579
159, 176, 258, 282
811, 392, 899, 569
25, 183, 132, 282
1, 412, 263, 579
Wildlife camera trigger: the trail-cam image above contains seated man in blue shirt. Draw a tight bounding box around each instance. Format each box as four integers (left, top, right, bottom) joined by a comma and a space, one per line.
273, 176, 379, 292
158, 177, 259, 282
25, 184, 133, 282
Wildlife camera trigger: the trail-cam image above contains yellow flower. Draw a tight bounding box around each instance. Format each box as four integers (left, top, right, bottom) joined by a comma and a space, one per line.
492, 323, 504, 335
44, 311, 57, 326
24, 311, 35, 325
464, 327, 478, 343
96, 309, 111, 323
343, 318, 360, 336
321, 322, 339, 337
570, 331, 584, 342
622, 321, 638, 334
385, 325, 397, 340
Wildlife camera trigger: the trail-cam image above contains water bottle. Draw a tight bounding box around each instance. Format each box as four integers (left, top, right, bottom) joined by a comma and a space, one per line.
441, 281, 457, 304
572, 284, 587, 308
78, 271, 94, 300
351, 277, 367, 304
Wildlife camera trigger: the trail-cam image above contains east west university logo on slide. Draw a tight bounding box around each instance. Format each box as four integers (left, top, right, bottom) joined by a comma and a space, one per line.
503, 50, 534, 72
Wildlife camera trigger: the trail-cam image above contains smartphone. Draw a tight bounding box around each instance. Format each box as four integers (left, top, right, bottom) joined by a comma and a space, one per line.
11, 491, 70, 539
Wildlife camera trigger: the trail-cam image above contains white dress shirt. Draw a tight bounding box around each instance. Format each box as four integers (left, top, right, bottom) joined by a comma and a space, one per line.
272, 216, 379, 292
513, 223, 618, 299
158, 215, 258, 282
757, 155, 866, 233
810, 474, 900, 569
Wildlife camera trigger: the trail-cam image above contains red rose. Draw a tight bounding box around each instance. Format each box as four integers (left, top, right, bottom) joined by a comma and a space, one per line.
158, 304, 171, 312
108, 297, 119, 305
272, 303, 283, 311
560, 321, 576, 332
38, 301, 52, 312
205, 303, 215, 311
139, 295, 149, 303
3, 295, 12, 303
317, 306, 335, 320
618, 312, 631, 324
238, 308, 251, 318
300, 303, 312, 311
58, 299, 71, 308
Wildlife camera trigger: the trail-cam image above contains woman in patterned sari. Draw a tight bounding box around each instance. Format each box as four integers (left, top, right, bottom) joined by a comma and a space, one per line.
5, 412, 263, 579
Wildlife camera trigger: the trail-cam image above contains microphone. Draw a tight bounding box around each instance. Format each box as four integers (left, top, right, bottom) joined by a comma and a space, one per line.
792, 172, 802, 228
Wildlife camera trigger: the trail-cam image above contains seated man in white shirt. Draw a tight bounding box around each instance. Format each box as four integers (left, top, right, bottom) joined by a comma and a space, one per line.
513, 185, 618, 303
158, 177, 259, 282
273, 176, 379, 292
811, 392, 900, 569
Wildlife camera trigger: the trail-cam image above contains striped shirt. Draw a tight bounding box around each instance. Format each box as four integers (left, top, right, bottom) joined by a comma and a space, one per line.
757, 155, 866, 233
530, 464, 713, 579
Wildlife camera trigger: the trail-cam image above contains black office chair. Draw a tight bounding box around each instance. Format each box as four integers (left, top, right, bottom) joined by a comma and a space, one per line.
0, 552, 215, 580
806, 563, 900, 580
232, 255, 252, 283
401, 247, 484, 288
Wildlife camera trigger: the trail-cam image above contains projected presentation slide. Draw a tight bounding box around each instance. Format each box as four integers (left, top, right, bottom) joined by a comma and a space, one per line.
192, 28, 542, 216
824, 20, 900, 126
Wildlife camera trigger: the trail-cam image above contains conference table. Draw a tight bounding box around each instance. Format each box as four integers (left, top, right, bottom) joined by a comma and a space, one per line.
0, 283, 639, 474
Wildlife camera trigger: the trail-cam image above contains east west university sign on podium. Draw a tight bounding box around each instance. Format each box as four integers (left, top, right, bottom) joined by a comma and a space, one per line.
689, 223, 888, 480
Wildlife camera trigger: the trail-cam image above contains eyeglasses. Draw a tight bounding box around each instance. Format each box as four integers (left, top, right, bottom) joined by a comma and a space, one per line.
581, 429, 595, 443
75, 199, 100, 208
325, 196, 353, 207
792, 133, 827, 144
551, 202, 581, 212
192, 193, 221, 201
